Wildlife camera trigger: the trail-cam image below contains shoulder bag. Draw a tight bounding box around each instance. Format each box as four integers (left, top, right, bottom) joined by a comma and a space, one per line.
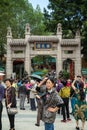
6, 88, 18, 115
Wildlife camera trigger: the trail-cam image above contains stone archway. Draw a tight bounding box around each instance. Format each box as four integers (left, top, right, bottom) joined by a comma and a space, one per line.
6, 23, 81, 78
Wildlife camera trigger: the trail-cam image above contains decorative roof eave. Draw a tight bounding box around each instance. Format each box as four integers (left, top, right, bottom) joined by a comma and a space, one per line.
28, 35, 59, 42
61, 39, 79, 46
10, 39, 26, 46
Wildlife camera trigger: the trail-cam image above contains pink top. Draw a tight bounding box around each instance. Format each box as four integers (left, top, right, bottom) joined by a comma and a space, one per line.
25, 83, 32, 90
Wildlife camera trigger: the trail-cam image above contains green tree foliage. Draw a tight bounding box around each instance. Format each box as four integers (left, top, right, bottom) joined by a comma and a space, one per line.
0, 0, 9, 61
59, 70, 69, 80
0, 0, 46, 63
43, 0, 87, 59
30, 5, 46, 35
81, 22, 87, 60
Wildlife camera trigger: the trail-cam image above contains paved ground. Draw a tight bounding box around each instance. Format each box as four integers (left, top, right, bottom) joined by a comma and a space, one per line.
2, 99, 87, 130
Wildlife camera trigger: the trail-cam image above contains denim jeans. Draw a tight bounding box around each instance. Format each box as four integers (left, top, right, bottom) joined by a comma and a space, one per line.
19, 93, 26, 109
30, 98, 36, 110
45, 122, 54, 130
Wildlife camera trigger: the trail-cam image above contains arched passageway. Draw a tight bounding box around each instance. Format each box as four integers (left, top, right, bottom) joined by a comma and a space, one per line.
13, 60, 24, 78
63, 58, 74, 79
31, 55, 56, 76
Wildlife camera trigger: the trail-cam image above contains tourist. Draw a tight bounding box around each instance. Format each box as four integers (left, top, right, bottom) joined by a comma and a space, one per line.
72, 76, 87, 130
29, 80, 36, 111
35, 81, 46, 127
67, 79, 71, 87
17, 79, 22, 98
36, 77, 64, 130
59, 80, 71, 122
5, 79, 17, 130
0, 80, 4, 130
70, 76, 82, 114
19, 80, 26, 110
25, 79, 31, 103
12, 79, 18, 95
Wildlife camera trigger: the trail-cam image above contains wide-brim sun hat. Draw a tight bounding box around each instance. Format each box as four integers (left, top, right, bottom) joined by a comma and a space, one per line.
0, 72, 5, 76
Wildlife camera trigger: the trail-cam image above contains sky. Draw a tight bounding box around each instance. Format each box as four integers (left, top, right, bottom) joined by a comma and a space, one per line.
29, 0, 49, 12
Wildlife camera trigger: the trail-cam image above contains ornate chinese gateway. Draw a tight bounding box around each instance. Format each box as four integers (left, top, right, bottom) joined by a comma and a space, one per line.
6, 23, 81, 78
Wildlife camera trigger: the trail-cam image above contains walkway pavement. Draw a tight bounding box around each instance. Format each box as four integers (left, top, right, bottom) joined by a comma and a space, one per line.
2, 99, 87, 130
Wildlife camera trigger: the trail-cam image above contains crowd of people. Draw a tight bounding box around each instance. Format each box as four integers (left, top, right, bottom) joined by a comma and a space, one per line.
0, 72, 87, 130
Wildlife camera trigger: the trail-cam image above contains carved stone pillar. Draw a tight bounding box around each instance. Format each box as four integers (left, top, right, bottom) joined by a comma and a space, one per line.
75, 52, 81, 76
56, 43, 62, 77
56, 23, 62, 77
6, 27, 13, 78
25, 23, 30, 39
75, 29, 81, 76
24, 42, 31, 76
24, 23, 31, 76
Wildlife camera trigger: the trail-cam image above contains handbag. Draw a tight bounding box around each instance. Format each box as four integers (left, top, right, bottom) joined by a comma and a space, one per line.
7, 107, 18, 115
6, 88, 18, 115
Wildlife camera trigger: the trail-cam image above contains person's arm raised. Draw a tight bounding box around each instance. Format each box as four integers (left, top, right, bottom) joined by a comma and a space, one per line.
71, 76, 77, 91
38, 77, 48, 87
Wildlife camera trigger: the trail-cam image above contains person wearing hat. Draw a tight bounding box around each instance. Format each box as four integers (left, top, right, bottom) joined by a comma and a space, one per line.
29, 80, 37, 111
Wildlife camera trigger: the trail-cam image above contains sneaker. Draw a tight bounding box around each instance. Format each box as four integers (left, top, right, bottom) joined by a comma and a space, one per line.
61, 120, 66, 122
76, 127, 80, 130
67, 118, 71, 121
70, 112, 73, 115
35, 123, 40, 126
32, 109, 36, 111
